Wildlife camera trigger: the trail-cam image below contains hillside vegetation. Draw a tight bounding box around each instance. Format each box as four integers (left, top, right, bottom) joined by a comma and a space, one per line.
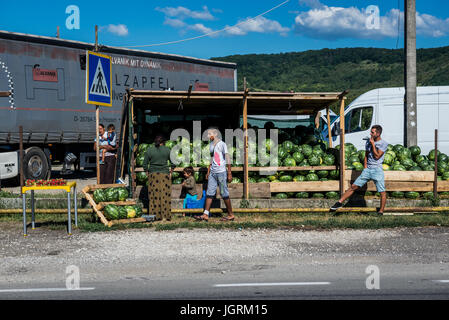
212, 47, 449, 111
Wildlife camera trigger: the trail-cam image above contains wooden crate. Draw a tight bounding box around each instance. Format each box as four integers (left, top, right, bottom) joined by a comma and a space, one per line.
82, 184, 146, 227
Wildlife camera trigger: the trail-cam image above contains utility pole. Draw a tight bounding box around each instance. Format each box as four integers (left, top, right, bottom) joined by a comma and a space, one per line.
95, 25, 100, 184
404, 0, 417, 147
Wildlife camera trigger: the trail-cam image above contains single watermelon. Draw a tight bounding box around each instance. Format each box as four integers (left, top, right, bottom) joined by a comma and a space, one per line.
305, 173, 319, 181
231, 177, 241, 183
352, 162, 364, 171
323, 154, 335, 165
293, 152, 304, 163
278, 147, 289, 160
124, 205, 137, 218
393, 144, 404, 154
282, 141, 294, 153
382, 164, 390, 171
93, 189, 106, 203
118, 206, 128, 219
438, 162, 448, 175
317, 170, 329, 178
295, 192, 309, 198
293, 175, 306, 182
422, 191, 434, 199
258, 177, 270, 183
391, 191, 405, 198
409, 166, 421, 171
428, 149, 440, 161
274, 193, 288, 199
442, 172, 449, 180
279, 175, 293, 182
414, 154, 426, 164
405, 191, 420, 199
408, 146, 421, 157
136, 172, 148, 185
103, 204, 119, 220
117, 187, 129, 201
283, 157, 296, 167
438, 153, 449, 163
312, 193, 325, 199
329, 169, 340, 180
138, 143, 149, 154
392, 164, 406, 171
401, 158, 414, 169
301, 145, 313, 157
308, 155, 320, 166
105, 188, 119, 202
136, 154, 146, 167
325, 191, 339, 199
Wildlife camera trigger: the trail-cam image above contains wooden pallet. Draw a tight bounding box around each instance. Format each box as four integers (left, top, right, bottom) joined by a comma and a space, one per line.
82, 184, 146, 227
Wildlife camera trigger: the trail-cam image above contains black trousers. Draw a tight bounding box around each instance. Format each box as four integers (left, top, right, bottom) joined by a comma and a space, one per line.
100, 155, 116, 184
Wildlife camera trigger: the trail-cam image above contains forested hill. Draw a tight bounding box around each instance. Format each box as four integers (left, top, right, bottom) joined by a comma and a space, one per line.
211, 46, 449, 110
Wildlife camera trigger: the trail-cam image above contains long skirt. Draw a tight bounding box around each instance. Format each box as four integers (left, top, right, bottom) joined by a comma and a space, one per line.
148, 172, 171, 220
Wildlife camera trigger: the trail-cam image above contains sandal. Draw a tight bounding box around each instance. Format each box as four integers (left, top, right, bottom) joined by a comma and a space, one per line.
193, 215, 209, 222
220, 216, 235, 222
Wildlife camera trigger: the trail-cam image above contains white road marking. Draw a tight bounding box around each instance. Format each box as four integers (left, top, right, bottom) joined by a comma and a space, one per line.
432, 280, 449, 283
213, 282, 331, 288
0, 287, 95, 293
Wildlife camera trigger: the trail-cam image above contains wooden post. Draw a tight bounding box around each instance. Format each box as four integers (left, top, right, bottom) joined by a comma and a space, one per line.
434, 129, 438, 200
243, 78, 249, 199
339, 97, 346, 196
94, 25, 101, 185
326, 106, 332, 148
19, 126, 24, 190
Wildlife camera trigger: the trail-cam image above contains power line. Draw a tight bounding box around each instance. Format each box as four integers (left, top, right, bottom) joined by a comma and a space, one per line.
125, 0, 290, 48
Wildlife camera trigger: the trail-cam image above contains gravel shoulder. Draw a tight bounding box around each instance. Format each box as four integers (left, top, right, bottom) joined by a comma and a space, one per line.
1, 224, 449, 286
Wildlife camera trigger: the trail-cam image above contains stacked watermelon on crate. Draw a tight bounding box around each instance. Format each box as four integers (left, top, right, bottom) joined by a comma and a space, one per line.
82, 184, 145, 227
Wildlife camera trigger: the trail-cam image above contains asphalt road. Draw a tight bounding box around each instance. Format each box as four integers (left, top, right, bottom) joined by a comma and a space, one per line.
1, 226, 448, 300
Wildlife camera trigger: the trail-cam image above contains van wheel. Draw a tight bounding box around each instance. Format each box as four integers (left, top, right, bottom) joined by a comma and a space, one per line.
23, 147, 49, 180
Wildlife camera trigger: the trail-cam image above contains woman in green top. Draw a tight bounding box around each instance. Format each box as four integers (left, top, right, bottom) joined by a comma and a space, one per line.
143, 135, 175, 221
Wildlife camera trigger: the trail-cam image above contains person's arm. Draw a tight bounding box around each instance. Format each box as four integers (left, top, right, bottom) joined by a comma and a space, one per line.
225, 153, 232, 183
370, 139, 385, 160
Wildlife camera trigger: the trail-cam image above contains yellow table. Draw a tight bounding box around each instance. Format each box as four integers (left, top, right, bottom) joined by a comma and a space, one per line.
21, 181, 77, 236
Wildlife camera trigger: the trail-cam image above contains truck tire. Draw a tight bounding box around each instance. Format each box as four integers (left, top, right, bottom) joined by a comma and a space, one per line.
23, 147, 50, 180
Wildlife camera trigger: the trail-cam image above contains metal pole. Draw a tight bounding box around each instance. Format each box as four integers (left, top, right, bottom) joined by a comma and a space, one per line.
74, 186, 78, 227
434, 129, 438, 200
404, 0, 417, 147
243, 77, 249, 200
31, 190, 35, 230
19, 126, 24, 189
67, 191, 72, 235
22, 193, 27, 236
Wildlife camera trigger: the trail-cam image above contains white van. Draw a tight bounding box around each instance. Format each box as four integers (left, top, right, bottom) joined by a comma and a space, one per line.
323, 86, 449, 155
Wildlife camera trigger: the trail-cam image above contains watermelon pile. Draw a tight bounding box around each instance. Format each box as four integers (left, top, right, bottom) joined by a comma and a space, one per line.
93, 187, 129, 203
103, 203, 143, 220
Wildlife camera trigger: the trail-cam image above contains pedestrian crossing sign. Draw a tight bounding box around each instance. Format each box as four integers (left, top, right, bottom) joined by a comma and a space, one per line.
86, 51, 112, 106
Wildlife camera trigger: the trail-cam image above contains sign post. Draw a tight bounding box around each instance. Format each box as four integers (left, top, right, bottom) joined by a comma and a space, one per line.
85, 28, 112, 184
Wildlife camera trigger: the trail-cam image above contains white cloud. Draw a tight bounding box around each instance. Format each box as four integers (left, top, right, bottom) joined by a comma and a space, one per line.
225, 16, 290, 36
164, 18, 186, 28
294, 2, 449, 40
189, 23, 214, 35
102, 24, 129, 37
156, 6, 214, 21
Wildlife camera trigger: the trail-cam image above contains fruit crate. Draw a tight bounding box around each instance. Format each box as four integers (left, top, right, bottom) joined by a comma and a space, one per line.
82, 184, 146, 227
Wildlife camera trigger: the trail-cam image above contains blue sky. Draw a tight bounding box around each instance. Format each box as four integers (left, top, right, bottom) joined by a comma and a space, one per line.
1, 0, 449, 59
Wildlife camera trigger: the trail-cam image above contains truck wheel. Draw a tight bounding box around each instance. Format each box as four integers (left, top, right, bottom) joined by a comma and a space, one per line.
23, 147, 50, 180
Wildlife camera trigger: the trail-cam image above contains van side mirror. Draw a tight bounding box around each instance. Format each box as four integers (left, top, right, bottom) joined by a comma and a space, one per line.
332, 123, 341, 136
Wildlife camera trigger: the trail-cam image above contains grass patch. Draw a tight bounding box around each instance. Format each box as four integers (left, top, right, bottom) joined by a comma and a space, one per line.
1, 211, 449, 233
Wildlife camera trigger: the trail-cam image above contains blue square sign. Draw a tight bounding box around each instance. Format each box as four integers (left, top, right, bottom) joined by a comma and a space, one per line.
86, 51, 112, 107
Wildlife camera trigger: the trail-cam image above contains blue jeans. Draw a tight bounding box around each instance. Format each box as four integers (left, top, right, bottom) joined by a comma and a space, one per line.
353, 167, 386, 192
206, 171, 230, 200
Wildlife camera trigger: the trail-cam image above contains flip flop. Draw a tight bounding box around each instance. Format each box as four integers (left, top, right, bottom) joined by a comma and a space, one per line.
220, 216, 235, 222
193, 215, 209, 222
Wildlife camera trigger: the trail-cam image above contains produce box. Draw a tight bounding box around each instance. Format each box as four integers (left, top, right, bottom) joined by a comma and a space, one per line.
82, 184, 146, 227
